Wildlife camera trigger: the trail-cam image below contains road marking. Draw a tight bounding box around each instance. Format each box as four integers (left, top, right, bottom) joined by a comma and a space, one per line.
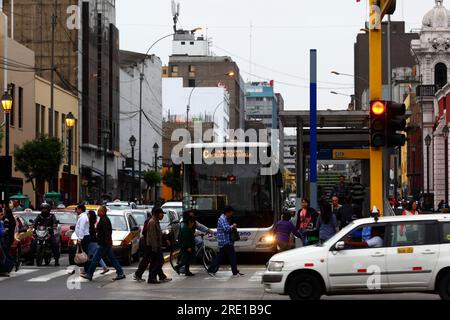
27, 270, 71, 282
0, 269, 39, 282
204, 271, 232, 282
248, 271, 265, 282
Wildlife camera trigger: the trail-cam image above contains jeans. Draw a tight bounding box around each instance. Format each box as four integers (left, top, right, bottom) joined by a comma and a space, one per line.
135, 246, 167, 280
87, 242, 107, 269
207, 244, 238, 275
85, 245, 123, 278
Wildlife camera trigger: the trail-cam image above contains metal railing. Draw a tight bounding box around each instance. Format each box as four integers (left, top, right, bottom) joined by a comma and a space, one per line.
416, 85, 437, 97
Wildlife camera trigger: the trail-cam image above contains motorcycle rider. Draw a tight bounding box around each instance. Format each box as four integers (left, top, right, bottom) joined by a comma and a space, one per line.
29, 203, 61, 266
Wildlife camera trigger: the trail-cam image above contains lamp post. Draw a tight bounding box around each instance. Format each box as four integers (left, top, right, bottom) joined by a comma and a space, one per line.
102, 129, 111, 197
443, 125, 449, 206
129, 135, 136, 201
65, 112, 75, 205
153, 143, 159, 202
1, 91, 12, 204
425, 134, 432, 209
330, 91, 360, 110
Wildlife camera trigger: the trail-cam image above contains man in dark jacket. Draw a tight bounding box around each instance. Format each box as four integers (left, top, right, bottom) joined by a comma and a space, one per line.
80, 206, 125, 281
146, 207, 167, 284
29, 203, 60, 266
133, 207, 171, 282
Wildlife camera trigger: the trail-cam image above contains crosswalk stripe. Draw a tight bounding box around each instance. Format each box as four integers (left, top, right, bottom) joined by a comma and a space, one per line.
248, 271, 265, 282
0, 269, 39, 282
27, 270, 71, 282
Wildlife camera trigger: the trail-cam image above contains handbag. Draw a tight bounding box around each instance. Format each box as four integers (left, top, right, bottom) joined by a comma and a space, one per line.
230, 228, 240, 242
74, 244, 88, 265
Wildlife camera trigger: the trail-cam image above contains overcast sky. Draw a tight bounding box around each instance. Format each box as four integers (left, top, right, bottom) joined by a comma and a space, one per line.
116, 0, 434, 111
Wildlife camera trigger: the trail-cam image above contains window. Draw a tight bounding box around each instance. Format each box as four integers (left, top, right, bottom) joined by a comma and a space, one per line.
18, 87, 23, 129
188, 79, 196, 87
435, 63, 447, 89
440, 223, 450, 244
171, 65, 179, 77
9, 84, 15, 126
190, 42, 194, 45
388, 222, 439, 247
35, 104, 40, 137
54, 111, 59, 139
181, 41, 185, 45
189, 65, 196, 77
128, 215, 137, 229
338, 224, 387, 249
41, 105, 46, 134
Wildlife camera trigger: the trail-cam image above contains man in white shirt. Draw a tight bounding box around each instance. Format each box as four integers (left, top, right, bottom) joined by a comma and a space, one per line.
345, 226, 385, 248
74, 204, 90, 253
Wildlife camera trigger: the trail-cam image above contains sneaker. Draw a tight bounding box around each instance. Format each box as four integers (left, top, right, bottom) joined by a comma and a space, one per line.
79, 273, 92, 281
68, 269, 76, 275
207, 271, 216, 277
0, 273, 10, 277
232, 272, 245, 278
101, 268, 110, 275
133, 274, 145, 282
54, 260, 60, 267
185, 272, 195, 277
174, 265, 181, 275
160, 278, 172, 282
112, 274, 126, 281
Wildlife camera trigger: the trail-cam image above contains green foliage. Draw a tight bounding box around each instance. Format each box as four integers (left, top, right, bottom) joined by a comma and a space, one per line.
164, 170, 182, 193
14, 135, 64, 190
143, 170, 162, 188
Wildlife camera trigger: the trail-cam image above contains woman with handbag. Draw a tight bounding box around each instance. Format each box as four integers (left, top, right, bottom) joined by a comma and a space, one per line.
207, 206, 244, 278
86, 210, 109, 274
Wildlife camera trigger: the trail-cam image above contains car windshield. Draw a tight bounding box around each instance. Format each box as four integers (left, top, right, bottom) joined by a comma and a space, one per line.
109, 216, 128, 231
131, 212, 147, 226
54, 212, 77, 224
18, 212, 39, 224
163, 206, 182, 216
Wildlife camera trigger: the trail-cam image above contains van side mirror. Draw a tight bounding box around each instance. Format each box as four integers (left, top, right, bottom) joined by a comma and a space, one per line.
335, 241, 345, 251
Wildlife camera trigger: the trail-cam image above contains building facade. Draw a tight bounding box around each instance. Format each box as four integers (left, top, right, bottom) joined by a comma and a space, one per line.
119, 50, 162, 201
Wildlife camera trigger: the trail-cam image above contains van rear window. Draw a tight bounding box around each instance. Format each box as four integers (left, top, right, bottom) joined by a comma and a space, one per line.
442, 223, 450, 243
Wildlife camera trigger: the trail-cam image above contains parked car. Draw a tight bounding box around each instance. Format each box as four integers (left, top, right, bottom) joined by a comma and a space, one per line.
68, 210, 141, 266
262, 214, 450, 300
9, 214, 34, 262
52, 210, 77, 251
105, 201, 137, 211
161, 201, 183, 221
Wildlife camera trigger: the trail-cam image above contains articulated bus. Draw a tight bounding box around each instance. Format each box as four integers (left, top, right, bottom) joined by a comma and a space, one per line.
182, 142, 283, 253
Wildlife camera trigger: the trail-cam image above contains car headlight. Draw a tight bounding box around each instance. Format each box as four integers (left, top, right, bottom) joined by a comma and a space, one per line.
267, 261, 284, 272
260, 234, 275, 243
112, 240, 123, 246
162, 229, 171, 235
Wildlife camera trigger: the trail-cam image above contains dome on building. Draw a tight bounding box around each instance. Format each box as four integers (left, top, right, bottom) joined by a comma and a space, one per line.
423, 0, 450, 29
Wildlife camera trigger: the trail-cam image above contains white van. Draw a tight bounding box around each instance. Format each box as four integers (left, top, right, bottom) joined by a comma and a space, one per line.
262, 214, 450, 300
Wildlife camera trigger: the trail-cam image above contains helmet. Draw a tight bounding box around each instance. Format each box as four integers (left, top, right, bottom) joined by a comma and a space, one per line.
41, 203, 51, 210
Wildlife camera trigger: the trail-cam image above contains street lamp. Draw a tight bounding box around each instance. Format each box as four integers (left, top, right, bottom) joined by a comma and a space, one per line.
153, 142, 159, 202
129, 135, 136, 201
65, 112, 75, 205
1, 91, 12, 205
443, 125, 449, 207
425, 134, 432, 209
102, 129, 111, 197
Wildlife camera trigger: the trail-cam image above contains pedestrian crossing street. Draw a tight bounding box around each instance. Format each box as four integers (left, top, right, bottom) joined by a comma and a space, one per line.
0, 266, 267, 284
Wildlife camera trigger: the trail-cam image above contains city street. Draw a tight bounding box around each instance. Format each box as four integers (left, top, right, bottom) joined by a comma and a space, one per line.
0, 253, 440, 300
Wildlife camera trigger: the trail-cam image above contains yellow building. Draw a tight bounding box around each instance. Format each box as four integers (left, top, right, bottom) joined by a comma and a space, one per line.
35, 76, 79, 205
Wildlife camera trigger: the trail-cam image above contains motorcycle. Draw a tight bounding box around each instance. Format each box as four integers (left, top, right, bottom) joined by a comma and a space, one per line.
34, 226, 53, 266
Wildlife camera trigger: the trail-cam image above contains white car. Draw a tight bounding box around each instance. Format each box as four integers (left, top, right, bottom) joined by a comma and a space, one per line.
162, 201, 183, 220
262, 214, 450, 300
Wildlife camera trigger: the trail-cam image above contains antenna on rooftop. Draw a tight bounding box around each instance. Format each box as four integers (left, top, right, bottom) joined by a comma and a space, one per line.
172, 0, 180, 33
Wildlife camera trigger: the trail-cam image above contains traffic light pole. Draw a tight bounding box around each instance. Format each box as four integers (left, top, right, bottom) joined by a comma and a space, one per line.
369, 0, 384, 216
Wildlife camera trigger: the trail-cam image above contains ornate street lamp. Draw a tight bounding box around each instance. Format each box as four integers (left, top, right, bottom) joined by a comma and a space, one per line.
2, 91, 13, 204
153, 142, 159, 202
129, 135, 136, 201
443, 126, 449, 207
65, 112, 75, 205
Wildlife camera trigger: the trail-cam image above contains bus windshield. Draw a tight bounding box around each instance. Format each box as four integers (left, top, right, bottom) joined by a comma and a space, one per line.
184, 163, 274, 228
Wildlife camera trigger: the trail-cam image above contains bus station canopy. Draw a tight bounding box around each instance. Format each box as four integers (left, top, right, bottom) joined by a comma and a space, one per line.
279, 110, 369, 129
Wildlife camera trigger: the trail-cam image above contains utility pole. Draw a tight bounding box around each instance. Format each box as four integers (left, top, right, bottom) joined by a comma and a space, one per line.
49, 0, 57, 138
138, 64, 144, 202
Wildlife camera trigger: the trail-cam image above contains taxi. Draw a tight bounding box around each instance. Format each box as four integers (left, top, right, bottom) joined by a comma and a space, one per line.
262, 214, 450, 300
66, 205, 100, 212
68, 210, 141, 266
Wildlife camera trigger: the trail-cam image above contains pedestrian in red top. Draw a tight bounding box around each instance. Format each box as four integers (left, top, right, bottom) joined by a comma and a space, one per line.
296, 198, 318, 246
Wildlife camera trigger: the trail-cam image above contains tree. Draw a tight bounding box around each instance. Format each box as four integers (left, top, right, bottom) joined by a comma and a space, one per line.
163, 166, 182, 200
14, 136, 63, 201
143, 170, 162, 200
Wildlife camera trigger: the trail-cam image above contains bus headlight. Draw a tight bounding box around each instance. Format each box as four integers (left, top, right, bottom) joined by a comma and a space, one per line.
260, 235, 275, 244
267, 261, 284, 272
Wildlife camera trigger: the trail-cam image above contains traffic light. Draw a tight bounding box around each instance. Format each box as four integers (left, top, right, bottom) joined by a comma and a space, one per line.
386, 101, 406, 147
370, 100, 387, 147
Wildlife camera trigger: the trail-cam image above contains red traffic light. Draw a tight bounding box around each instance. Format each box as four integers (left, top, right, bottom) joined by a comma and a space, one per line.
371, 101, 386, 115
228, 175, 236, 182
